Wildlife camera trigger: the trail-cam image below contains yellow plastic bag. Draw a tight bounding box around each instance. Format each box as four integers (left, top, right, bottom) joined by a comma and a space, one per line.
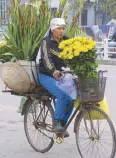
74, 96, 110, 120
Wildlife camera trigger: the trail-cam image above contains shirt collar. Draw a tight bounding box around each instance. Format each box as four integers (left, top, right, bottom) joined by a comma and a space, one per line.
50, 35, 64, 43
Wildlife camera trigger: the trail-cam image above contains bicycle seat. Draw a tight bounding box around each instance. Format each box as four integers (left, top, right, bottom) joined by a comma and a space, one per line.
40, 87, 52, 97
32, 85, 52, 99
38, 87, 53, 101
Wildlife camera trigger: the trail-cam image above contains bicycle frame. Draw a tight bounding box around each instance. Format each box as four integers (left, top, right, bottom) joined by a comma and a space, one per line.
63, 102, 97, 132
64, 103, 81, 131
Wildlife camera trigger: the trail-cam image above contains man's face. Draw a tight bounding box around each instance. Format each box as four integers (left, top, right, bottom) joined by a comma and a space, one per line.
52, 26, 65, 39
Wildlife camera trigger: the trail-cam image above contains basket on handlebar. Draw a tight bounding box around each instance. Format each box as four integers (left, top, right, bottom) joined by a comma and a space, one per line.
77, 74, 107, 103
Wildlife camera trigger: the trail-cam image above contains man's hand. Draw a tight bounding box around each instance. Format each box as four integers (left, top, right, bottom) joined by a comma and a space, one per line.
53, 70, 61, 80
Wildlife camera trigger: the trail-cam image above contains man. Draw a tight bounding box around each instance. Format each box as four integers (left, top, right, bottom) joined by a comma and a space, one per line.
37, 18, 74, 137
112, 31, 116, 42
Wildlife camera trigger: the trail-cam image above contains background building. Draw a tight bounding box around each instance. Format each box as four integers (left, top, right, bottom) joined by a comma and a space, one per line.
68, 0, 112, 26
0, 0, 6, 24
0, 0, 113, 26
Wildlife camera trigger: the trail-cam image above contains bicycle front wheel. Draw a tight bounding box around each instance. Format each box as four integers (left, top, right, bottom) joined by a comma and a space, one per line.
24, 99, 54, 153
75, 106, 116, 158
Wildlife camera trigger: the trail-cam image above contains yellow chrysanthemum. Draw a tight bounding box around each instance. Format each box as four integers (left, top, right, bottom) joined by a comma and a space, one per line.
63, 47, 69, 54
67, 55, 73, 59
59, 38, 75, 49
74, 50, 80, 56
77, 36, 83, 42
59, 42, 66, 49
86, 44, 93, 50
66, 52, 74, 59
0, 41, 7, 48
81, 46, 89, 53
73, 42, 82, 51
58, 37, 96, 59
68, 47, 73, 53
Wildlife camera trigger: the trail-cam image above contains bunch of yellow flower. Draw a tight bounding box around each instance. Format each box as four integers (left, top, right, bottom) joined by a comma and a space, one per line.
0, 41, 7, 48
58, 37, 96, 59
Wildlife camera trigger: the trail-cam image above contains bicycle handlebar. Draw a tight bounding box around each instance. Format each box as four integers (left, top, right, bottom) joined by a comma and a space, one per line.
61, 70, 108, 75
61, 70, 75, 74
98, 70, 108, 73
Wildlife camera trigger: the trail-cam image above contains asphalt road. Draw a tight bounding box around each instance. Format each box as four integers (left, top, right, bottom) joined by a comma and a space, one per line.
0, 64, 116, 158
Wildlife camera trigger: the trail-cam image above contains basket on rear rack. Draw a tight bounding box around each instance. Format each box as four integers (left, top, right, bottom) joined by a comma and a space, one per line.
0, 61, 38, 94
77, 72, 107, 103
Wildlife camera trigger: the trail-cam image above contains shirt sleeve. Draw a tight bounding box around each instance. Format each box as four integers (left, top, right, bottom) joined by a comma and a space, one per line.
40, 39, 56, 75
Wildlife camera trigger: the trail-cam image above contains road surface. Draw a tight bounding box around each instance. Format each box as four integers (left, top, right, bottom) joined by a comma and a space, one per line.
0, 64, 116, 158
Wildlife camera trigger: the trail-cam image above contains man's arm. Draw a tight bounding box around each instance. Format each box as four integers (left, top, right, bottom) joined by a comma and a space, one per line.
41, 39, 56, 75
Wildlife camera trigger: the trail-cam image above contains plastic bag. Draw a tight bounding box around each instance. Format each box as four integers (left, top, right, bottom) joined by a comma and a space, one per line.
57, 73, 77, 99
74, 96, 110, 120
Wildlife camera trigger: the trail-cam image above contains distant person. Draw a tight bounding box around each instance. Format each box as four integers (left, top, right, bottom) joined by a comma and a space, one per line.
112, 31, 116, 42
109, 30, 116, 58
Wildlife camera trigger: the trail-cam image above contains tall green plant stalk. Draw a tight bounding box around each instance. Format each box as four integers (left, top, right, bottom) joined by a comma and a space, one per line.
1, 0, 52, 60
65, 11, 82, 37
0, 0, 85, 61
56, 0, 67, 17
65, 0, 84, 37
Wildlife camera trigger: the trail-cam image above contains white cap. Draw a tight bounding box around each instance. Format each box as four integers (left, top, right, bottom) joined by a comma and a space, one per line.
50, 18, 66, 31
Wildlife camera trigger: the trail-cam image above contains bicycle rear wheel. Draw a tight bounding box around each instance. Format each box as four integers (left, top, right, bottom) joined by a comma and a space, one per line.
24, 99, 54, 153
75, 105, 116, 158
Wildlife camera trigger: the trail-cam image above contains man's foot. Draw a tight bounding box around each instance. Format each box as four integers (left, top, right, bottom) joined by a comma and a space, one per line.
53, 120, 70, 138
53, 133, 64, 144
53, 120, 64, 133
64, 130, 70, 138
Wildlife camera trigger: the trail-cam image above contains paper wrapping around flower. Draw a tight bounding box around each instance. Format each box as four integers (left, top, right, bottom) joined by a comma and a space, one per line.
74, 96, 110, 120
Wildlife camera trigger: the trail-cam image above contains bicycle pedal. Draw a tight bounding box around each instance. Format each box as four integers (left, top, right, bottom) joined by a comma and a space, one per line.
53, 133, 64, 144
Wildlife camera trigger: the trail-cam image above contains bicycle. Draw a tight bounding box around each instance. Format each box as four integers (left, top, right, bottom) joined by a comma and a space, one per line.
7, 70, 116, 158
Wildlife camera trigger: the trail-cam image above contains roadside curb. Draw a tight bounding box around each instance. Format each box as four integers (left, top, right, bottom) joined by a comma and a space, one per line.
97, 60, 116, 66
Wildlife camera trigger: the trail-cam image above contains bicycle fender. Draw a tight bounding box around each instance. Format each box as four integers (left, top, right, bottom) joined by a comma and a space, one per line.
21, 98, 31, 116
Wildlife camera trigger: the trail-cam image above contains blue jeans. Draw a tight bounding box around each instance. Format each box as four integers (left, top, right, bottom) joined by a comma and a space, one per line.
38, 73, 74, 122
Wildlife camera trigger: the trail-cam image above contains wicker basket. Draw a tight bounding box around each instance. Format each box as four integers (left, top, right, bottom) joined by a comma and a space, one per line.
17, 60, 38, 85
0, 62, 31, 93
77, 76, 107, 103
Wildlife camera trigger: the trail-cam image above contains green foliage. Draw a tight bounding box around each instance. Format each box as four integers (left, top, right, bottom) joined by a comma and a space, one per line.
0, 0, 52, 61
66, 49, 98, 79
97, 0, 116, 19
0, 0, 85, 62
65, 10, 82, 37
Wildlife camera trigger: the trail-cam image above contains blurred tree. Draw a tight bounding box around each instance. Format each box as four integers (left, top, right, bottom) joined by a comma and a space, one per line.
96, 0, 116, 20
